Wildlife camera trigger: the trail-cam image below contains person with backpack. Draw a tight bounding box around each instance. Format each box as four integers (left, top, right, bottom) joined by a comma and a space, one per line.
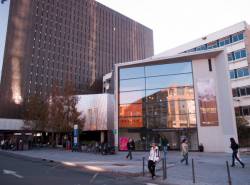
126, 138, 135, 160
230, 137, 245, 168
148, 143, 160, 179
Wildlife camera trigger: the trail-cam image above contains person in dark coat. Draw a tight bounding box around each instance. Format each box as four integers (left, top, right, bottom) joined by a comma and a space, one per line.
230, 138, 245, 168
126, 138, 135, 160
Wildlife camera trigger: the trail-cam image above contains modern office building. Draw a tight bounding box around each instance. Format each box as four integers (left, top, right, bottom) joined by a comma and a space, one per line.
114, 49, 238, 152
0, 0, 154, 118
156, 21, 250, 123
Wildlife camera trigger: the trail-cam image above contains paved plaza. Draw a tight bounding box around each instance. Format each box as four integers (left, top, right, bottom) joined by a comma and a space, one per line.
1, 149, 250, 185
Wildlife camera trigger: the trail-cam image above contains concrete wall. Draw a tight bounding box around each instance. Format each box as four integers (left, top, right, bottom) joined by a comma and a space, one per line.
192, 52, 238, 152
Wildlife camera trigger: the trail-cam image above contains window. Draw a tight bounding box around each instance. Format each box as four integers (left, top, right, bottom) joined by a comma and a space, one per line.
230, 67, 249, 79
219, 36, 230, 47
232, 32, 244, 43
228, 48, 247, 62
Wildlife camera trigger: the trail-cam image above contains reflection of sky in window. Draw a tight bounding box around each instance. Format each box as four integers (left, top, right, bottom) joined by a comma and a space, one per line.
119, 90, 145, 104
120, 78, 145, 91
145, 62, 192, 77
120, 66, 145, 79
146, 73, 193, 89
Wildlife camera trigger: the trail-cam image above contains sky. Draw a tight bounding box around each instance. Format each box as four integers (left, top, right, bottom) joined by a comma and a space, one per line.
1, 0, 250, 79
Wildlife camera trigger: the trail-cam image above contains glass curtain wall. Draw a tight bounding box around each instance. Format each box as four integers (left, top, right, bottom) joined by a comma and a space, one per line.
118, 61, 198, 150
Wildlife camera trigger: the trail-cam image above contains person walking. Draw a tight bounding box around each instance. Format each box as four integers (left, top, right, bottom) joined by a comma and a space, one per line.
230, 137, 245, 168
126, 138, 135, 160
180, 139, 189, 165
148, 143, 160, 179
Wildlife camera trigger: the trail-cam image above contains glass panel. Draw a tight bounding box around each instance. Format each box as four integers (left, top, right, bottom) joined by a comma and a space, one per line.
232, 89, 238, 97
240, 88, 246, 96
146, 102, 168, 117
120, 91, 145, 104
235, 51, 241, 60
167, 114, 196, 128
230, 71, 235, 79
237, 68, 244, 77
177, 100, 196, 114
246, 87, 250, 95
119, 117, 143, 128
238, 32, 244, 40
242, 107, 249, 116
147, 116, 167, 129
227, 53, 233, 62
146, 89, 169, 103
120, 78, 145, 92
241, 49, 246, 58
119, 66, 144, 79
232, 34, 239, 42
119, 104, 143, 117
145, 62, 192, 77
146, 73, 193, 89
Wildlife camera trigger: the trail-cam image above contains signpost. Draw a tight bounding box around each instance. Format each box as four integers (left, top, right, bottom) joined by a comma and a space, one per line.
73, 124, 78, 152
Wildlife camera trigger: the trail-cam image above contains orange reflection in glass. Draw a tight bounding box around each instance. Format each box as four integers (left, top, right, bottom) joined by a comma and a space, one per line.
119, 117, 143, 128
119, 104, 142, 117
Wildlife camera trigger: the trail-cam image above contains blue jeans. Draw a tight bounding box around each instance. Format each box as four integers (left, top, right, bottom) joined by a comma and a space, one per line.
181, 153, 188, 165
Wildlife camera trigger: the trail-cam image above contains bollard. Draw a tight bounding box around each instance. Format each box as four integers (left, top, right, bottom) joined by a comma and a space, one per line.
226, 161, 232, 185
142, 157, 145, 176
164, 157, 167, 179
162, 158, 165, 180
162, 158, 167, 180
192, 158, 196, 184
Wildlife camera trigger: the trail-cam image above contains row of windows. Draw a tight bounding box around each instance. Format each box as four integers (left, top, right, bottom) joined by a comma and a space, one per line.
235, 106, 250, 116
120, 73, 193, 92
119, 100, 195, 117
228, 48, 247, 62
230, 67, 249, 79
184, 32, 244, 53
120, 62, 192, 80
232, 86, 250, 97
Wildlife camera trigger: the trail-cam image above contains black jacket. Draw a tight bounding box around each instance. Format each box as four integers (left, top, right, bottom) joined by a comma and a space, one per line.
231, 142, 239, 152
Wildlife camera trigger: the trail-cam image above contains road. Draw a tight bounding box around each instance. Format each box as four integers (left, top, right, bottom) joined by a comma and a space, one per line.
0, 151, 157, 185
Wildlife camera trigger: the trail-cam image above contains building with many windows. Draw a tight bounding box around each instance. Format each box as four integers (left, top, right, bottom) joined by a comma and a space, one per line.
156, 21, 250, 122
0, 0, 153, 118
114, 49, 238, 152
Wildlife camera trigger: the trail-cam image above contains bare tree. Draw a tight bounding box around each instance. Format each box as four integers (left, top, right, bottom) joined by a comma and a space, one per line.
47, 82, 85, 147
23, 95, 48, 132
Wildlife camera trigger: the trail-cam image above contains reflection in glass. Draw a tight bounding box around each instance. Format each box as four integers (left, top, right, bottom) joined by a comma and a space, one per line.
146, 73, 193, 90
146, 102, 168, 117
145, 62, 192, 77
119, 104, 142, 117
119, 91, 145, 104
146, 87, 194, 103
167, 114, 196, 128
119, 117, 143, 128
120, 66, 145, 80
147, 116, 167, 128
120, 78, 145, 92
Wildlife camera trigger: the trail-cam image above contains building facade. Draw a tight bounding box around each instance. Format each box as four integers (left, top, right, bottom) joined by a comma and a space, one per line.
0, 0, 154, 118
115, 50, 238, 152
157, 21, 250, 123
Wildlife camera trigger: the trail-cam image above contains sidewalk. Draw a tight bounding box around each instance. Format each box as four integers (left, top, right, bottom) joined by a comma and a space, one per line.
2, 149, 250, 185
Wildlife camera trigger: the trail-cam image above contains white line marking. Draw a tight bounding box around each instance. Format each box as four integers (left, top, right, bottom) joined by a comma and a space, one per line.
89, 173, 99, 184
146, 183, 158, 185
3, 169, 23, 179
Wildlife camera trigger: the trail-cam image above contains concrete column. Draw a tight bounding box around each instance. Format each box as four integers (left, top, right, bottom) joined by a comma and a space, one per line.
101, 131, 105, 143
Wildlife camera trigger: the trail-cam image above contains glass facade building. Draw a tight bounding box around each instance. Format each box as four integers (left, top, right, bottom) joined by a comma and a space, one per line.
118, 61, 198, 150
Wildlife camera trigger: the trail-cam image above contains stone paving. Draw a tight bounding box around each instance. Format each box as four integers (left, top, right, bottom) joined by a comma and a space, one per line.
2, 149, 250, 185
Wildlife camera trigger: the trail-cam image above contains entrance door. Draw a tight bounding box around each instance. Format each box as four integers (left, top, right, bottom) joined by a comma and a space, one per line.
146, 128, 198, 150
